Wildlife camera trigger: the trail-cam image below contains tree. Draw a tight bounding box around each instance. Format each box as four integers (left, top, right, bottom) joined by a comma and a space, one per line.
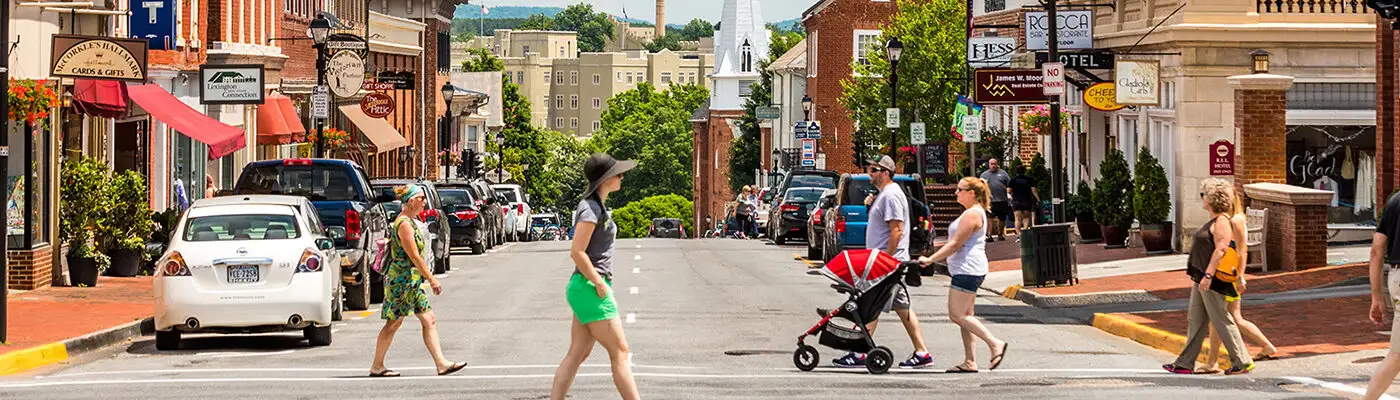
646, 34, 682, 52
612, 194, 695, 238
453, 31, 476, 43
1134, 147, 1170, 225
840, 0, 966, 151
729, 30, 806, 193
679, 18, 715, 40
591, 82, 709, 206
552, 3, 614, 53
518, 13, 555, 30
1093, 149, 1134, 230
459, 48, 504, 72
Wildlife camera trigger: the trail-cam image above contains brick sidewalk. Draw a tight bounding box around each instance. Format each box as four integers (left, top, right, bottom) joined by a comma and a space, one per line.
1031, 263, 1367, 300
2, 277, 152, 354
1114, 295, 1386, 358
985, 235, 1155, 273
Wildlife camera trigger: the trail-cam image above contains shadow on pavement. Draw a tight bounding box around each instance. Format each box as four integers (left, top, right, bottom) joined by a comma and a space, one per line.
125, 333, 313, 355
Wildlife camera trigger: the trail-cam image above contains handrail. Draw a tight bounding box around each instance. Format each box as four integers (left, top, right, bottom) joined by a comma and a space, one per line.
1257, 0, 1371, 14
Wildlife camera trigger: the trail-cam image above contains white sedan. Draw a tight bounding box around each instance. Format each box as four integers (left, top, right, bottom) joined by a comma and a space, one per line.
154, 195, 342, 350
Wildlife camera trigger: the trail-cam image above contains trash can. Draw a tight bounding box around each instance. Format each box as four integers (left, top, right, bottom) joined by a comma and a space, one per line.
1019, 223, 1078, 287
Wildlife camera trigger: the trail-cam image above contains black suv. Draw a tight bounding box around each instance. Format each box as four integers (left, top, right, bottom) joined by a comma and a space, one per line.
439, 179, 505, 251
437, 185, 486, 254
767, 170, 840, 240
372, 179, 451, 275
649, 218, 685, 238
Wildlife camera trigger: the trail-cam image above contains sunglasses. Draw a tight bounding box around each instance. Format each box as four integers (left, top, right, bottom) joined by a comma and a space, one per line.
1199, 192, 1205, 199
870, 168, 888, 173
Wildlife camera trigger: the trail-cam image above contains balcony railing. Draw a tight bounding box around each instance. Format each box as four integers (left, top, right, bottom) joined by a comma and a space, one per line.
1257, 0, 1372, 14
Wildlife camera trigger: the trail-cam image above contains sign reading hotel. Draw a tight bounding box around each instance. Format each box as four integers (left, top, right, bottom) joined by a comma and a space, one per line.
972, 69, 1048, 105
327, 50, 366, 98
1025, 10, 1094, 50
1082, 82, 1127, 112
199, 64, 265, 104
1210, 140, 1235, 176
50, 34, 149, 82
1115, 59, 1161, 106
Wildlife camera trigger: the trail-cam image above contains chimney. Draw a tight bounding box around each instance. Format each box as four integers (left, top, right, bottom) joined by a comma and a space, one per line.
655, 0, 665, 38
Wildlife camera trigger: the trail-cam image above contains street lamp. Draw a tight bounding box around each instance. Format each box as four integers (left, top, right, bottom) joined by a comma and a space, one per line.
310, 15, 331, 158
1250, 49, 1271, 74
771, 148, 783, 172
801, 94, 812, 121
399, 146, 416, 172
495, 131, 505, 183
884, 37, 903, 160
441, 83, 455, 179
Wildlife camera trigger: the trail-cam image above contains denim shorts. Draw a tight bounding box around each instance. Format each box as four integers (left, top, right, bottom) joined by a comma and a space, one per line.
950, 274, 986, 294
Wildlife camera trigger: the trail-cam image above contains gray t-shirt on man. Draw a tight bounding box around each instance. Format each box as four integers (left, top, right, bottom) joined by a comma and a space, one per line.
866, 182, 911, 261
980, 169, 1011, 202
573, 199, 616, 278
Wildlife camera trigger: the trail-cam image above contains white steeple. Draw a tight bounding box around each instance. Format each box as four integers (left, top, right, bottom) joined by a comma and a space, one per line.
709, 0, 769, 111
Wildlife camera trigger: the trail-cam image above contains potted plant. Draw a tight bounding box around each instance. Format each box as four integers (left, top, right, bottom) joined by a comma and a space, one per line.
1017, 104, 1071, 136
1133, 147, 1173, 254
59, 156, 111, 286
101, 170, 156, 276
1068, 181, 1102, 243
1093, 149, 1134, 249
8, 78, 60, 130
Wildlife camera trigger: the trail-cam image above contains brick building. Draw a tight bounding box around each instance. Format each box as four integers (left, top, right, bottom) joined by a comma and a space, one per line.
801, 0, 898, 174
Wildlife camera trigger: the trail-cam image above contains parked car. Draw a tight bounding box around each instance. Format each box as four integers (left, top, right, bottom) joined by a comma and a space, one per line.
492, 184, 532, 242
530, 213, 559, 240
441, 180, 504, 249
648, 218, 685, 238
769, 187, 825, 245
755, 187, 775, 235
806, 189, 837, 260
153, 195, 341, 350
821, 173, 927, 262
372, 179, 450, 274
437, 186, 486, 254
767, 170, 840, 240
232, 159, 393, 311
472, 180, 508, 245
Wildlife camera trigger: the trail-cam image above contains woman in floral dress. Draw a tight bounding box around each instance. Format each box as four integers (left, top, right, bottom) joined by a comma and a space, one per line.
368, 185, 466, 377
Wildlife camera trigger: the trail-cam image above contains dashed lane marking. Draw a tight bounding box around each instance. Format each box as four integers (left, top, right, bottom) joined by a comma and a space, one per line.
625, 313, 636, 324
632, 267, 640, 274
201, 350, 298, 359
628, 286, 639, 295
634, 255, 641, 260
1284, 376, 1399, 400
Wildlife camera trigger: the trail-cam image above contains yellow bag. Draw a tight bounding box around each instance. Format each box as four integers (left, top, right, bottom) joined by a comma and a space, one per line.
1215, 245, 1240, 283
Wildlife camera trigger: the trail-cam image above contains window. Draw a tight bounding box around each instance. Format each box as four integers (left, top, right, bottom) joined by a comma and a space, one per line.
592, 74, 601, 84
570, 118, 578, 129
689, 72, 697, 83
661, 72, 672, 84
617, 72, 623, 82
570, 95, 578, 109
559, 46, 565, 58
556, 118, 564, 128
517, 71, 524, 83
284, 0, 290, 12
437, 32, 450, 71
570, 71, 578, 85
592, 121, 601, 132
183, 215, 303, 241
592, 98, 601, 109
555, 95, 564, 109
985, 0, 1006, 12
637, 72, 646, 83
739, 80, 756, 97
555, 72, 563, 84
741, 39, 753, 72
627, 72, 634, 83
542, 96, 550, 108
522, 45, 531, 54
542, 71, 550, 84
853, 30, 882, 66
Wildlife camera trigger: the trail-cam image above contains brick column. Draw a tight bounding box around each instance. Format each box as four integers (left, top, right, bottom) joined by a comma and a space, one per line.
1228, 74, 1294, 195
1379, 16, 1399, 207
1244, 183, 1331, 272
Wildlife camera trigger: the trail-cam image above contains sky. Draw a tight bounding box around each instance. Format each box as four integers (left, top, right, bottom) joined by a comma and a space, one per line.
475, 0, 812, 25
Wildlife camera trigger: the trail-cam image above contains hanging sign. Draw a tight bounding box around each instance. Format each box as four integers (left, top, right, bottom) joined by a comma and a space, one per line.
968, 37, 1017, 68
910, 122, 927, 146
755, 106, 781, 120
1115, 60, 1161, 106
1082, 82, 1127, 112
199, 64, 265, 104
793, 121, 808, 139
972, 69, 1048, 105
49, 35, 149, 82
364, 82, 396, 91
1036, 51, 1114, 70
327, 50, 366, 97
1025, 10, 1094, 50
806, 121, 822, 139
376, 70, 416, 90
360, 92, 395, 118
1210, 140, 1235, 176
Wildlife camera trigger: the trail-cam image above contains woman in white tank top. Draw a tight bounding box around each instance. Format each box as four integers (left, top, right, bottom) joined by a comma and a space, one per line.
918, 177, 1008, 373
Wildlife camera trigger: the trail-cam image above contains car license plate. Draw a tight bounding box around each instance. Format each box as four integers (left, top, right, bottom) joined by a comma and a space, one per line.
227, 265, 260, 283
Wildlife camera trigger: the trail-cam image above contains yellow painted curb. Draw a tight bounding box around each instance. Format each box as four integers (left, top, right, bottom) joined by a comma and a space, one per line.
0, 342, 68, 375
1002, 285, 1021, 299
1092, 313, 1235, 369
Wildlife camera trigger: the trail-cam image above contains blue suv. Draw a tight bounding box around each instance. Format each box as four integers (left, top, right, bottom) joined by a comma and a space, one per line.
820, 173, 928, 262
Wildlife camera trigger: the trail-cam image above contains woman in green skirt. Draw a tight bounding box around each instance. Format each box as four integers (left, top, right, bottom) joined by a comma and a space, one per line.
551, 153, 640, 400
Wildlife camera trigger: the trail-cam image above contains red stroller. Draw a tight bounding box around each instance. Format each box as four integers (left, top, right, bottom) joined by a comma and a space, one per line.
794, 249, 921, 374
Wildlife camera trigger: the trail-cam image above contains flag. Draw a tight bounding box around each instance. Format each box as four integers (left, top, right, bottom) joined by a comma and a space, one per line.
951, 95, 982, 141
481, 5, 489, 15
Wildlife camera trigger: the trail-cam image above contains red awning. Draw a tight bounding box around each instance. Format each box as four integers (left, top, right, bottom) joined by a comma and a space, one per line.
71, 79, 128, 118
255, 94, 307, 145
126, 83, 246, 159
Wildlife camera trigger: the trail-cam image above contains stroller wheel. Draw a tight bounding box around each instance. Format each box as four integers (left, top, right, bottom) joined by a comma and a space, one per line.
793, 345, 819, 372
866, 346, 893, 375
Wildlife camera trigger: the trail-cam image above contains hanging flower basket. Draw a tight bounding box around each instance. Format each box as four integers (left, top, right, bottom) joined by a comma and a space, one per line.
439, 150, 461, 164
1017, 104, 1070, 136
8, 79, 59, 130
308, 127, 351, 148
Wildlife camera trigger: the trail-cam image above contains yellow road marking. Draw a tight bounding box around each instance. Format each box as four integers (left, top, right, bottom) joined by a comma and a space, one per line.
793, 254, 821, 269
0, 342, 68, 375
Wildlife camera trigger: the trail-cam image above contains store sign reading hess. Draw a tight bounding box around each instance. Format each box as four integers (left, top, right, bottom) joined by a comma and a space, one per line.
50, 34, 149, 82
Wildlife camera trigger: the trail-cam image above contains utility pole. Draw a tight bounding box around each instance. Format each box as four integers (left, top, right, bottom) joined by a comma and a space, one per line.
0, 0, 10, 343
1047, 0, 1066, 224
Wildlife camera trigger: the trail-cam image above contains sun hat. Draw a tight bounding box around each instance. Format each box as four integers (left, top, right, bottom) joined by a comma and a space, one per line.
582, 153, 637, 198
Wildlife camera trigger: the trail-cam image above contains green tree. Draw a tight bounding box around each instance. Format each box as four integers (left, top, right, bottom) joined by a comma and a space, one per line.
839, 0, 966, 151
1134, 147, 1171, 225
553, 3, 614, 53
646, 34, 682, 52
459, 48, 504, 72
453, 31, 476, 43
518, 13, 555, 30
730, 30, 806, 193
679, 18, 715, 40
591, 82, 709, 206
1093, 149, 1135, 229
612, 194, 695, 239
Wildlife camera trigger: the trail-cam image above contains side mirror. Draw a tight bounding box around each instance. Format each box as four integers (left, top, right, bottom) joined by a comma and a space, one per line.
316, 238, 335, 251
325, 227, 347, 241
374, 193, 396, 203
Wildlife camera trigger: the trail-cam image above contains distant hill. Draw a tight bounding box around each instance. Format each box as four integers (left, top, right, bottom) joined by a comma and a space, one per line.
771, 18, 801, 31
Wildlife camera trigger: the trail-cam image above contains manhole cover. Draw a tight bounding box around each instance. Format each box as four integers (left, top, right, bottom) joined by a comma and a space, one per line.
1355, 356, 1386, 364
724, 350, 789, 356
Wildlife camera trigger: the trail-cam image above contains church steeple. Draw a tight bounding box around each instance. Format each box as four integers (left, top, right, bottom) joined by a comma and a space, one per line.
709, 0, 769, 111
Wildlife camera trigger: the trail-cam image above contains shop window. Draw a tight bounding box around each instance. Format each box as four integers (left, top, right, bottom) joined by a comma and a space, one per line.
1286, 125, 1378, 223
985, 0, 1005, 12
7, 124, 52, 249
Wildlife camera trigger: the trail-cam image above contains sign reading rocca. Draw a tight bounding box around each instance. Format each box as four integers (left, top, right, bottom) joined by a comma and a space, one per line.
50, 34, 149, 82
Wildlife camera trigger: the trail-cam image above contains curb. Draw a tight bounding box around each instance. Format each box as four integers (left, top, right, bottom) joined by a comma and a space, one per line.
1091, 313, 1235, 369
0, 317, 154, 375
1010, 287, 1161, 308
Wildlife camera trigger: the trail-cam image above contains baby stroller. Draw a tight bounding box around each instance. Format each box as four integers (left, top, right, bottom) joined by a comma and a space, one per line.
794, 249, 921, 374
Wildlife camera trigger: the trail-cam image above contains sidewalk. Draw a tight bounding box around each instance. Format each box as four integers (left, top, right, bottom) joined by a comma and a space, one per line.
0, 276, 153, 374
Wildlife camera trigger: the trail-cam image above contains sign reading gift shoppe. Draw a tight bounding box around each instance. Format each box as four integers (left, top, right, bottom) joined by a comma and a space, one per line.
199, 64, 265, 104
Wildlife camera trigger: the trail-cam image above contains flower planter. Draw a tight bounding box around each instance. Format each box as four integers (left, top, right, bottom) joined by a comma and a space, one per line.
106, 248, 142, 277
1101, 225, 1130, 249
1076, 216, 1103, 244
67, 255, 100, 287
1140, 222, 1174, 255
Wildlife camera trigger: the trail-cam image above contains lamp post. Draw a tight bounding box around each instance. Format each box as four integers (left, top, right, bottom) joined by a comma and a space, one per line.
309, 15, 332, 158
1250, 49, 1271, 74
884, 37, 903, 160
399, 146, 416, 172
440, 83, 455, 180
494, 131, 505, 183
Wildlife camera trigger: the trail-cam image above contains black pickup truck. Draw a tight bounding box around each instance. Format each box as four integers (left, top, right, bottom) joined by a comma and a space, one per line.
232, 159, 393, 311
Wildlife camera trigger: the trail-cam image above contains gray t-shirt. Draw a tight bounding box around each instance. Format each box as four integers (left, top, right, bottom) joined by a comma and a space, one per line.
866, 182, 910, 261
980, 169, 1011, 202
573, 199, 616, 278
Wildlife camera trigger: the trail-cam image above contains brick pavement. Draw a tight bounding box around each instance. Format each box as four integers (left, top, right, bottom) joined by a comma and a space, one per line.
1115, 295, 1386, 358
1032, 263, 1367, 299
1, 277, 152, 354
984, 234, 1155, 273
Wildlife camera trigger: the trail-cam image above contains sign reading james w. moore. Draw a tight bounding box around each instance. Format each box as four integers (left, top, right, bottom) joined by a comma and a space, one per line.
199, 64, 265, 104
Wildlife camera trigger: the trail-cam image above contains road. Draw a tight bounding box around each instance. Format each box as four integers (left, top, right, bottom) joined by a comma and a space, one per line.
0, 238, 1378, 399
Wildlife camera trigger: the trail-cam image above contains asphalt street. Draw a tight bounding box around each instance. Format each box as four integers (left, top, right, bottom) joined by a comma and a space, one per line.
0, 238, 1380, 399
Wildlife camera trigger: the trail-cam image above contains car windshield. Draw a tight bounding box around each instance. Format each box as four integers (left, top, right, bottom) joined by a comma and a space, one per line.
785, 189, 825, 202
234, 164, 362, 201
439, 189, 475, 209
495, 188, 520, 203
790, 174, 837, 189
382, 201, 403, 215
184, 214, 301, 241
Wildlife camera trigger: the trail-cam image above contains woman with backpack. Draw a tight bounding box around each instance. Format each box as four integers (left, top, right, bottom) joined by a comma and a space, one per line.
368, 185, 467, 377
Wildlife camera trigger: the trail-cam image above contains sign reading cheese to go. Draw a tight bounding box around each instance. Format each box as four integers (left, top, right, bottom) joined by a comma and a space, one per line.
1083, 82, 1127, 112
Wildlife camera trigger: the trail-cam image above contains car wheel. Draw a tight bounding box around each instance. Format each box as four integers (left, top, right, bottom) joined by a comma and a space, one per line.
155, 330, 181, 351
471, 241, 485, 255
344, 262, 371, 311
305, 324, 333, 347
774, 233, 786, 246
331, 286, 344, 322
807, 238, 821, 261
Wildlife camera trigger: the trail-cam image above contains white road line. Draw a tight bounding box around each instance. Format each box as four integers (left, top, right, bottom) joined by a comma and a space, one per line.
46, 363, 704, 379
632, 267, 640, 274
625, 313, 636, 323
633, 255, 641, 260
1284, 376, 1398, 399
0, 373, 959, 388
635, 244, 641, 248
629, 286, 639, 295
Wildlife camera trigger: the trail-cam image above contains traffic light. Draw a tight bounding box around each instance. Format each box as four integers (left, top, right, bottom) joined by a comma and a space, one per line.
1370, 0, 1399, 19
851, 133, 865, 168
459, 148, 472, 179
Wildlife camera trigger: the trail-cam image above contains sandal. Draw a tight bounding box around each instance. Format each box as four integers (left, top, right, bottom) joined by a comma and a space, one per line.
989, 342, 1009, 370
945, 365, 979, 373
1254, 352, 1276, 361
437, 362, 467, 376
1194, 367, 1223, 375
1162, 364, 1193, 374
368, 369, 400, 377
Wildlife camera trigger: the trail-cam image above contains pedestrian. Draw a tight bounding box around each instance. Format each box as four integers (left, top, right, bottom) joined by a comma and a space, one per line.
829, 156, 934, 369
979, 158, 1012, 242
917, 176, 1009, 373
368, 185, 466, 378
1007, 164, 1038, 242
1162, 178, 1254, 375
551, 153, 640, 400
736, 186, 757, 239
204, 174, 218, 199
1364, 190, 1400, 400
1198, 192, 1278, 374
